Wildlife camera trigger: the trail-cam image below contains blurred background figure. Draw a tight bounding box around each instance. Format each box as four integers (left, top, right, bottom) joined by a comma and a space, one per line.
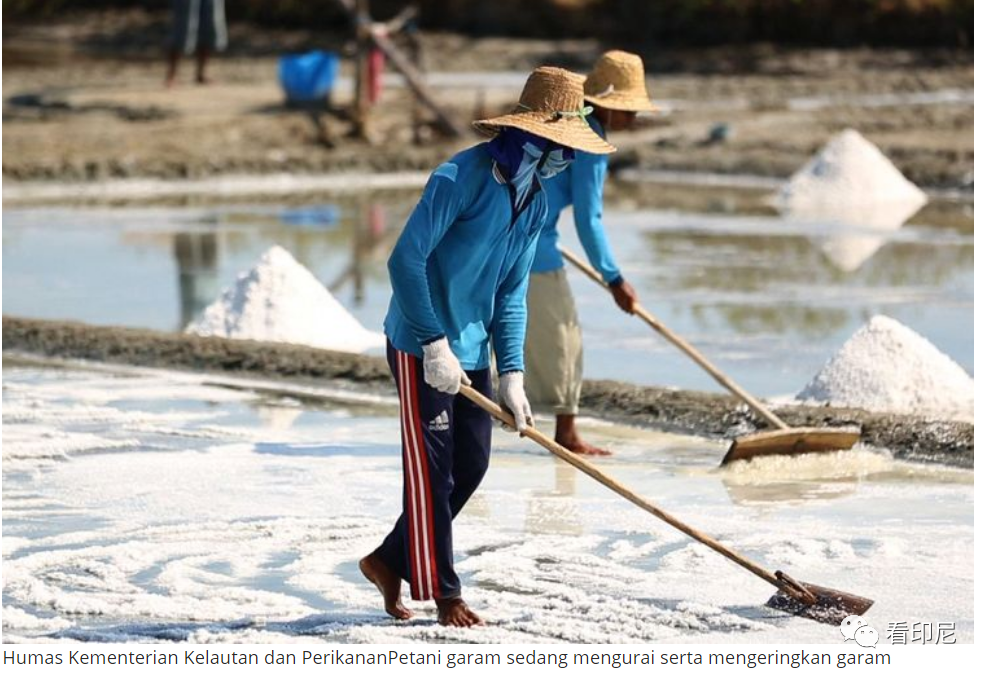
166, 0, 228, 86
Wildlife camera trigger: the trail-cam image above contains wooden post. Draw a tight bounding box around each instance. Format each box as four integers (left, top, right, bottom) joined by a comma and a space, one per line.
337, 0, 465, 140
366, 26, 465, 138
407, 26, 425, 144
351, 0, 372, 140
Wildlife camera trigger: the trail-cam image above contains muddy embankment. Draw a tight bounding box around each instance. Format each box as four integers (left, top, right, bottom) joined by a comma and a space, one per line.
3, 316, 973, 469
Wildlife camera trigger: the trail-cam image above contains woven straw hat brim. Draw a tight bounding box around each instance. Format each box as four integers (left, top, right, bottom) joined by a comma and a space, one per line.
473, 111, 616, 155
583, 92, 661, 113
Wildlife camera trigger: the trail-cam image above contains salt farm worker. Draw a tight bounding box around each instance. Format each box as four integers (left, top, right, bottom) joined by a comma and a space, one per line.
525, 51, 658, 456
360, 67, 615, 627
165, 0, 227, 87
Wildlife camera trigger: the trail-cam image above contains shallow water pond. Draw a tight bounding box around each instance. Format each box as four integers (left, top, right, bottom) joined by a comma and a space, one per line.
1, 184, 973, 396
2, 362, 974, 643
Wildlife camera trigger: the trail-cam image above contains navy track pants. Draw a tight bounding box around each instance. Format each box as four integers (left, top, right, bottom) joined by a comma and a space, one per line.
375, 342, 493, 600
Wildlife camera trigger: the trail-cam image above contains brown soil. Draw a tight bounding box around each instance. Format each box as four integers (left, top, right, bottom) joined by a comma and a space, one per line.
3, 316, 973, 469
2, 13, 974, 190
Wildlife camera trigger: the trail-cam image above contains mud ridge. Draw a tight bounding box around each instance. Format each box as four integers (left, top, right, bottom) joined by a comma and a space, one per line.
3, 316, 972, 468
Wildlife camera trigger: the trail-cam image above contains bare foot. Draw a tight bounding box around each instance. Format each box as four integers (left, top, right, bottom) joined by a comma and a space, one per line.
555, 414, 612, 455
437, 597, 485, 627
557, 436, 612, 456
360, 553, 413, 620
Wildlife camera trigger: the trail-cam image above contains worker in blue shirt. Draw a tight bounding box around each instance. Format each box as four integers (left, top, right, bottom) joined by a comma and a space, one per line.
360, 67, 615, 628
526, 51, 659, 456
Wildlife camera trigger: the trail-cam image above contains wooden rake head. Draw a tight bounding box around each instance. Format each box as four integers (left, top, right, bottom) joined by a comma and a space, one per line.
766, 571, 874, 625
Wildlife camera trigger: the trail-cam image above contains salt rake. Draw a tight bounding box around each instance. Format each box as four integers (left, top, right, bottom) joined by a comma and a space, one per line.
559, 246, 860, 465
460, 384, 874, 625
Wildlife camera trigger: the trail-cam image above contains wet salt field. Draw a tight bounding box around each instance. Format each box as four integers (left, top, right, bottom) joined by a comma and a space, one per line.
0, 185, 973, 397
2, 362, 974, 643
1, 179, 975, 644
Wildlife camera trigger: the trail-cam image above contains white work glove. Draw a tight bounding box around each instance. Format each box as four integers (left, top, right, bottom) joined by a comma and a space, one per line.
422, 337, 470, 394
498, 371, 533, 433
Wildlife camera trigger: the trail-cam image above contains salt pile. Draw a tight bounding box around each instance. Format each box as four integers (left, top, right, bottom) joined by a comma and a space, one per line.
186, 245, 383, 354
776, 129, 929, 272
777, 129, 927, 214
797, 315, 973, 420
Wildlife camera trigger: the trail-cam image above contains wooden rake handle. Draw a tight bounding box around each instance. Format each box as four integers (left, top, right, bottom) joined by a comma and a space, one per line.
458, 384, 800, 594
558, 246, 789, 431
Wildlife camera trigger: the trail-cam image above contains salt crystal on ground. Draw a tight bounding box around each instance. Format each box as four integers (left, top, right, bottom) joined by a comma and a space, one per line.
797, 315, 973, 420
777, 129, 928, 214
186, 245, 383, 354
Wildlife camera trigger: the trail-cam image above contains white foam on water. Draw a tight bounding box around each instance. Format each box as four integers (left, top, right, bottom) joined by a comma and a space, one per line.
186, 245, 384, 354
720, 448, 895, 483
797, 315, 974, 420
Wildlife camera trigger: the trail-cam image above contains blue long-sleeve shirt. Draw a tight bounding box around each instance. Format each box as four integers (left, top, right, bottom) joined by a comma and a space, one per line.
531, 117, 622, 283
384, 144, 547, 373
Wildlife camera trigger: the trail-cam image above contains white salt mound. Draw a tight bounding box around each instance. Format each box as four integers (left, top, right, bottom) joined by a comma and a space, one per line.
186, 245, 383, 354
797, 315, 973, 421
777, 129, 927, 215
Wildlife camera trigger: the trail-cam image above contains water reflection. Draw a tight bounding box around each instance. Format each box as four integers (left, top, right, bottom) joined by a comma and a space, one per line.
717, 448, 972, 507
139, 195, 409, 331
644, 214, 972, 338
327, 202, 395, 306
524, 462, 582, 536
173, 232, 219, 329
781, 197, 926, 274
1, 186, 972, 393
720, 478, 858, 507
815, 234, 888, 273
255, 403, 303, 431
717, 448, 875, 507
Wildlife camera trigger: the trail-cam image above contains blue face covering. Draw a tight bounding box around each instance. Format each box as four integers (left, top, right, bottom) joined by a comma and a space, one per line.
487, 129, 575, 211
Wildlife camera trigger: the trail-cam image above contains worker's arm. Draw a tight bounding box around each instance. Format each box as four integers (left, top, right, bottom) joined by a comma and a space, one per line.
491, 236, 540, 374
387, 163, 463, 344
571, 151, 621, 283
491, 237, 539, 431
571, 152, 638, 313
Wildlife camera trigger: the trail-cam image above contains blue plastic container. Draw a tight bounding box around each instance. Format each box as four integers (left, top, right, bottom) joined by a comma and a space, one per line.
280, 204, 341, 230
278, 51, 339, 104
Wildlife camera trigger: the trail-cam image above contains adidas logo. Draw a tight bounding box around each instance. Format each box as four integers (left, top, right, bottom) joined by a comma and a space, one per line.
427, 410, 450, 432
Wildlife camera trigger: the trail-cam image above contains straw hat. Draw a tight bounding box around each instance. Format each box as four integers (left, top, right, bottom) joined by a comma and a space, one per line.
582, 50, 659, 113
473, 67, 616, 155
